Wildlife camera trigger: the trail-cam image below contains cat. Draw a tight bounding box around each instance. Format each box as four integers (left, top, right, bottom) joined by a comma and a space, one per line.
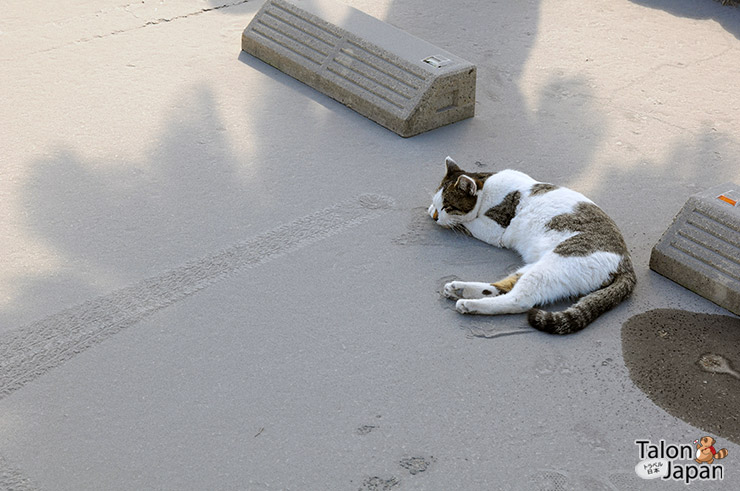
428, 157, 636, 335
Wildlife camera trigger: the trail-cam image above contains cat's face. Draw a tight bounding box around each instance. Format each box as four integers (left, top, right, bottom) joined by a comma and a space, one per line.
428, 157, 482, 228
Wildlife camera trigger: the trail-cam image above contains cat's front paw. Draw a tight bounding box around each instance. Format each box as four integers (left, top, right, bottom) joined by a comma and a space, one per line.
443, 282, 465, 300
444, 281, 499, 300
456, 299, 473, 314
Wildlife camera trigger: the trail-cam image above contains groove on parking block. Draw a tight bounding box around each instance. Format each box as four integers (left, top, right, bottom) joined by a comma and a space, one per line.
0, 194, 395, 399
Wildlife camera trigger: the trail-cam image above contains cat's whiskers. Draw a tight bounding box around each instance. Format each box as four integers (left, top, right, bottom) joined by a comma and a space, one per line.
450, 223, 471, 237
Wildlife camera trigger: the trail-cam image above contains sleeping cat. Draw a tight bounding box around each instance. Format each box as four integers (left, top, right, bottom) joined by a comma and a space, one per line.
429, 157, 635, 335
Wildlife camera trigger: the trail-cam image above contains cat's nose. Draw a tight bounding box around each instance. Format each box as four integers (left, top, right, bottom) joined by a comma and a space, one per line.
428, 204, 438, 220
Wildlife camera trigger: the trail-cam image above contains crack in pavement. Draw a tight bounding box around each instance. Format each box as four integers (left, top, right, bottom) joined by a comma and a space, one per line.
139, 0, 252, 26
4, 0, 251, 59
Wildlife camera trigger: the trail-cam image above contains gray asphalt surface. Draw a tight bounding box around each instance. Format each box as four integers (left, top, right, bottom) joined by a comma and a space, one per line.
2, 0, 739, 489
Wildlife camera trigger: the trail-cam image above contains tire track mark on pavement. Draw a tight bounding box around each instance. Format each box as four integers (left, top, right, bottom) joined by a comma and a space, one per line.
0, 194, 395, 400
0, 453, 38, 491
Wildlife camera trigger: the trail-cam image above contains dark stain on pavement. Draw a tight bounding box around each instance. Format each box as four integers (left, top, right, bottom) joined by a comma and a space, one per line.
622, 309, 740, 444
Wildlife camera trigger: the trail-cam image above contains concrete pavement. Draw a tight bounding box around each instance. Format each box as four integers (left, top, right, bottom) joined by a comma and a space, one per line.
2, 0, 739, 489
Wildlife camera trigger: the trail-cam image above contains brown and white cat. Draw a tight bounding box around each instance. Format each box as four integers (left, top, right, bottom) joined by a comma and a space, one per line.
429, 157, 636, 335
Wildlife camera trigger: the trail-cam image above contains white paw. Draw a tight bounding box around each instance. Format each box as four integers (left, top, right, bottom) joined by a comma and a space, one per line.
444, 281, 499, 300
444, 282, 464, 300
456, 299, 473, 314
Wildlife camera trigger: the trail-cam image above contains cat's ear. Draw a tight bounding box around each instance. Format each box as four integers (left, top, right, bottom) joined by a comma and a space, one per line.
445, 156, 460, 175
455, 174, 478, 196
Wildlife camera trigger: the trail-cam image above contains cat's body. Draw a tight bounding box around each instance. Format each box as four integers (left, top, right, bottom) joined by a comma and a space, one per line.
429, 157, 635, 335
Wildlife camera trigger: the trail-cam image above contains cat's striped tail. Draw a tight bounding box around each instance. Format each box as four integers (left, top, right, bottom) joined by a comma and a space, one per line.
527, 261, 636, 335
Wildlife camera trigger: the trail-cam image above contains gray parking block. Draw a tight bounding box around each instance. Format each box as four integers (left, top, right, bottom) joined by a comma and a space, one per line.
650, 182, 740, 315
241, 0, 476, 137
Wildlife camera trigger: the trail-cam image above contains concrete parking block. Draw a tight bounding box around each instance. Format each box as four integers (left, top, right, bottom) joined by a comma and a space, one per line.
650, 183, 740, 315
241, 0, 476, 137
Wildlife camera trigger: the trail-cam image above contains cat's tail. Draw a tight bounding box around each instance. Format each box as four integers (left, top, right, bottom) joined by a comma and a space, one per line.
526, 260, 636, 335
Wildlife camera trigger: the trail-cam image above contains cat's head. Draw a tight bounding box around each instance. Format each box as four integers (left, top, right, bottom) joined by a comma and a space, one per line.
428, 157, 486, 228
